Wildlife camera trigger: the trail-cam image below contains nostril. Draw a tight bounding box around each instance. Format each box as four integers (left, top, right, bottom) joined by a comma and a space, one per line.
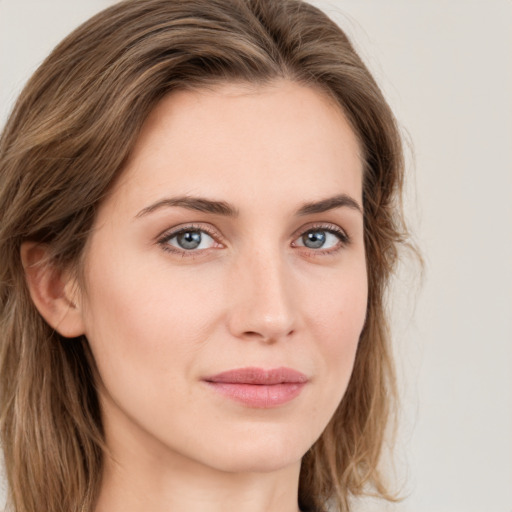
241, 331, 257, 338
241, 329, 295, 341
243, 331, 272, 340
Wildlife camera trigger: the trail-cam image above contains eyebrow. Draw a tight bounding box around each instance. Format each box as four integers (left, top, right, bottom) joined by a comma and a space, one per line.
135, 196, 239, 218
135, 193, 362, 219
296, 194, 362, 216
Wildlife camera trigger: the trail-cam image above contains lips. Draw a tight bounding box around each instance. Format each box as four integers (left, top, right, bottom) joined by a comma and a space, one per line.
203, 367, 308, 408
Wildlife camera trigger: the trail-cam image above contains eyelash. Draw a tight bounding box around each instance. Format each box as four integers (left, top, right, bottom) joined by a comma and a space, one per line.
156, 223, 350, 258
292, 224, 350, 256
157, 223, 222, 258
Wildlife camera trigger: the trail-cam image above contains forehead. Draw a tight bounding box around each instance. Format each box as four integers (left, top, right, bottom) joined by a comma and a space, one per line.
106, 80, 363, 216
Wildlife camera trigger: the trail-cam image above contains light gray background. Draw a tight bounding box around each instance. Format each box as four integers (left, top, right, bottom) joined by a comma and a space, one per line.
1, 1, 511, 511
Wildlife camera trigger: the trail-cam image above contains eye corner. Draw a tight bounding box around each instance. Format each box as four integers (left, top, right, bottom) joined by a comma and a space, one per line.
292, 224, 351, 255
156, 223, 224, 257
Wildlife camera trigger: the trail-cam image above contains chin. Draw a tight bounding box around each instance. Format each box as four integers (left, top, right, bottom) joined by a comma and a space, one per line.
195, 426, 314, 474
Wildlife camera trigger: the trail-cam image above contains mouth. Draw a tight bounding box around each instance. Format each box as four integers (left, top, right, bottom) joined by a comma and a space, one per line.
202, 367, 308, 408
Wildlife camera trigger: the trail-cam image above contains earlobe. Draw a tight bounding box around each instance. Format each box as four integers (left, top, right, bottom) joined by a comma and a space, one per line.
20, 242, 86, 338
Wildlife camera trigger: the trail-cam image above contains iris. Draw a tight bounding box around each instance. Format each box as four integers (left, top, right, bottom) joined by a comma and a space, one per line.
303, 231, 326, 249
177, 231, 202, 250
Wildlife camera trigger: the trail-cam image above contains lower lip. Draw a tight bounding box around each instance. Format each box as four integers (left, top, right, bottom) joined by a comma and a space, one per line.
204, 382, 306, 408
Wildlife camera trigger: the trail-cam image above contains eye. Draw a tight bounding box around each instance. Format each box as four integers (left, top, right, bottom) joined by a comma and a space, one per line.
158, 226, 220, 254
293, 226, 348, 252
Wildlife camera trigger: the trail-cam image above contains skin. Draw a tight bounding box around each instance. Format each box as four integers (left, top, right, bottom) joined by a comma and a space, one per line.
24, 80, 368, 512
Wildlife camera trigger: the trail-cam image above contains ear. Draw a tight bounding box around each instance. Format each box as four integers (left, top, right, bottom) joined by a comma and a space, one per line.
20, 242, 85, 338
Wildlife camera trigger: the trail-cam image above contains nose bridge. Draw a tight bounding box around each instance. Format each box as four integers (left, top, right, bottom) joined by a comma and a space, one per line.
227, 243, 297, 342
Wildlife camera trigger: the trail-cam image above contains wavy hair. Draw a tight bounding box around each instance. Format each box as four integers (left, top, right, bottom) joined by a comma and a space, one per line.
0, 1, 407, 511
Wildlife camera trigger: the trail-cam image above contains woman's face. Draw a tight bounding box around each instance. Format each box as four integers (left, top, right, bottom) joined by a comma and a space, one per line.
79, 80, 367, 474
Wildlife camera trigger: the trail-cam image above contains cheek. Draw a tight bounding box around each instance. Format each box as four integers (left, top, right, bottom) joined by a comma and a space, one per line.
80, 250, 222, 388
307, 263, 368, 392
309, 256, 367, 332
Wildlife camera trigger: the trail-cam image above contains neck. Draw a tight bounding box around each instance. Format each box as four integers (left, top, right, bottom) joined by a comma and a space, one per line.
95, 452, 302, 512
94, 401, 302, 512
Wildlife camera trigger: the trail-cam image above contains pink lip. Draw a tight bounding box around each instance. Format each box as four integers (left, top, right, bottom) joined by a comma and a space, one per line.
203, 367, 308, 408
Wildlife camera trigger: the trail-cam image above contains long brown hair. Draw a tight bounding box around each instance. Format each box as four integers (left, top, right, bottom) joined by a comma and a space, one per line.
0, 1, 407, 511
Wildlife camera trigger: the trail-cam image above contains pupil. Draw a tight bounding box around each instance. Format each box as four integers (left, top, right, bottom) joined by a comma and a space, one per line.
304, 231, 326, 249
178, 231, 201, 250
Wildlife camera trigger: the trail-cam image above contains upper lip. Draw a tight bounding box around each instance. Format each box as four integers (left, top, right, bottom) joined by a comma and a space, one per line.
204, 367, 308, 385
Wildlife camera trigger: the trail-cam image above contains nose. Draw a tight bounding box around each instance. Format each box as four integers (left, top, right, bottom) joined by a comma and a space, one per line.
226, 249, 297, 343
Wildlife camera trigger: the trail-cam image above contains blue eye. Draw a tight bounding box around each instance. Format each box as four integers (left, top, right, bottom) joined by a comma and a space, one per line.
302, 231, 327, 249
294, 228, 347, 251
163, 229, 216, 251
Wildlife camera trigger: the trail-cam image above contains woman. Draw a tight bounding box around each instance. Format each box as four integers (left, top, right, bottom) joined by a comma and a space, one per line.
0, 0, 407, 511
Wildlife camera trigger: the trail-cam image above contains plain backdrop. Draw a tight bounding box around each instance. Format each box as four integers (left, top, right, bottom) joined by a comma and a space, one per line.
1, 1, 511, 511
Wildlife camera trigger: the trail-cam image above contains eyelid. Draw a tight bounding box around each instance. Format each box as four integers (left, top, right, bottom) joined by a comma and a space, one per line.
156, 223, 225, 255
291, 222, 350, 253
155, 221, 350, 258
292, 222, 349, 241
